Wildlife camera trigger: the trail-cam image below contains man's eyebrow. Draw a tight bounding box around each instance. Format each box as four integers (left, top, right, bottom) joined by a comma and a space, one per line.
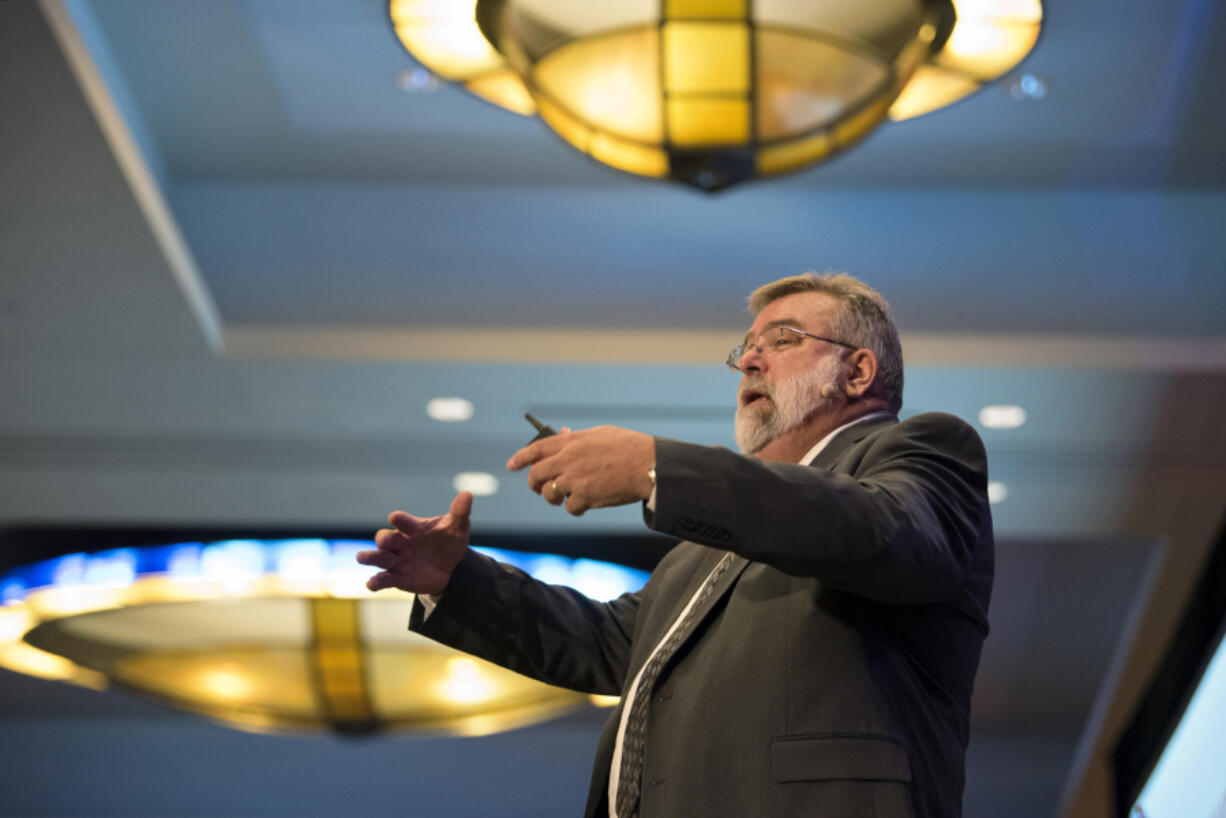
743, 318, 803, 345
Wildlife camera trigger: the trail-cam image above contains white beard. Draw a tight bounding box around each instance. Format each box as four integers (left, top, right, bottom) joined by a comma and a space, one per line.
735, 356, 841, 455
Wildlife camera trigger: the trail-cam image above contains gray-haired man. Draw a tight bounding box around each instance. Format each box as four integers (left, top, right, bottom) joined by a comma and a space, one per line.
359, 273, 993, 818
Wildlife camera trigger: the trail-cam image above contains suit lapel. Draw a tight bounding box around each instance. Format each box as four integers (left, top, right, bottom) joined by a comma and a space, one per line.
669, 416, 896, 645
809, 413, 898, 471
642, 415, 897, 684
662, 549, 749, 657
697, 550, 749, 619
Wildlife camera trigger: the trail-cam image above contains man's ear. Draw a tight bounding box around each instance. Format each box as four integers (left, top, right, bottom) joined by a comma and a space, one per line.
844, 349, 878, 399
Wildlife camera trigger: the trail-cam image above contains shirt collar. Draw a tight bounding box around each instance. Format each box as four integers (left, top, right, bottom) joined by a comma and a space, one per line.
798, 410, 894, 466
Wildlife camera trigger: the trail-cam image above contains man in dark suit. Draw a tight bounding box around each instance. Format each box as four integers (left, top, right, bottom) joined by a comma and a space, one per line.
358, 273, 993, 818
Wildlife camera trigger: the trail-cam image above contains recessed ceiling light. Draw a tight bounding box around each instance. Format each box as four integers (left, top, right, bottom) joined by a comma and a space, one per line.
979, 405, 1027, 429
1007, 73, 1047, 100
426, 397, 474, 422
453, 472, 498, 496
395, 67, 441, 93
987, 481, 1008, 504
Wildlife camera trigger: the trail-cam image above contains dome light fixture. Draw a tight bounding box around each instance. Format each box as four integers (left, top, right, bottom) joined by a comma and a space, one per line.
0, 541, 645, 736
390, 0, 1042, 190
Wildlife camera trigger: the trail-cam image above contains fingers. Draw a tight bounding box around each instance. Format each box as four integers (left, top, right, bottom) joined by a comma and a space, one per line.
388, 511, 424, 537
565, 493, 591, 516
543, 480, 567, 506
375, 527, 408, 551
448, 491, 473, 524
506, 433, 568, 471
543, 479, 594, 513
356, 549, 397, 570
528, 461, 557, 495
365, 571, 398, 592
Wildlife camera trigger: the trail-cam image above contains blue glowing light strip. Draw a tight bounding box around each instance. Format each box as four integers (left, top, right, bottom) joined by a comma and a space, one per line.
0, 541, 649, 605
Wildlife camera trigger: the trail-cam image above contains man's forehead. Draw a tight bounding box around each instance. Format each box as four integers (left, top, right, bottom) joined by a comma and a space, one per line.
747, 291, 837, 333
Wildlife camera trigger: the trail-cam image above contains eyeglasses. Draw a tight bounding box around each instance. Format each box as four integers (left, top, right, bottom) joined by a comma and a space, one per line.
726, 326, 857, 372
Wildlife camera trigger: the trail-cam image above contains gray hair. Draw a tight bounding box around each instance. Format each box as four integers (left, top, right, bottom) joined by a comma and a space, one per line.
748, 272, 904, 413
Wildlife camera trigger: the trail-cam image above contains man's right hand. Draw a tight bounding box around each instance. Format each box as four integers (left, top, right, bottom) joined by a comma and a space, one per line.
357, 491, 473, 595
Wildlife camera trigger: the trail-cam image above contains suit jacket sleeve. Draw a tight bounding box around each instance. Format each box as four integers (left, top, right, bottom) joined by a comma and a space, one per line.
409, 547, 639, 695
647, 412, 991, 605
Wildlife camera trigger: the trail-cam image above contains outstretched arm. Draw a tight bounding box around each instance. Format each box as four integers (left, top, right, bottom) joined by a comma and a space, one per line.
647, 413, 992, 607
357, 489, 641, 694
410, 549, 640, 696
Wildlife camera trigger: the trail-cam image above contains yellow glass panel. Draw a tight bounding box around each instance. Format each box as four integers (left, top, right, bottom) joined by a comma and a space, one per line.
464, 70, 537, 116
27, 584, 122, 616
667, 98, 750, 146
320, 678, 367, 697
327, 701, 373, 719
833, 93, 892, 147
0, 607, 33, 642
889, 65, 981, 121
755, 132, 834, 175
952, 0, 1043, 24
755, 28, 888, 141
115, 648, 317, 713
391, 0, 504, 81
311, 599, 358, 640
663, 23, 750, 93
315, 646, 362, 670
665, 0, 747, 19
590, 133, 669, 178
937, 21, 1041, 80
538, 96, 592, 154
892, 29, 931, 91
366, 647, 586, 735
0, 641, 79, 680
534, 27, 661, 142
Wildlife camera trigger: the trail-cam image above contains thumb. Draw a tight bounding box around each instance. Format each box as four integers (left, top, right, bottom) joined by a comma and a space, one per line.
449, 491, 474, 525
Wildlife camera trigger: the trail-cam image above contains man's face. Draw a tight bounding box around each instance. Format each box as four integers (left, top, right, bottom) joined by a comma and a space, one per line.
734, 292, 845, 455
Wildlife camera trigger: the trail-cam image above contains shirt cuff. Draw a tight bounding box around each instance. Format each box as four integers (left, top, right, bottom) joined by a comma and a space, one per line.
418, 592, 441, 619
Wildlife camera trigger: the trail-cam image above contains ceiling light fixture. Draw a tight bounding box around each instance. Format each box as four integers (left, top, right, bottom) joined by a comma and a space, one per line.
987, 480, 1008, 503
0, 542, 646, 736
979, 404, 1027, 429
426, 396, 475, 422
453, 471, 500, 496
389, 0, 1042, 190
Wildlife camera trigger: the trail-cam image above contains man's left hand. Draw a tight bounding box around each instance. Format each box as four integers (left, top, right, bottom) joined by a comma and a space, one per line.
506, 426, 655, 516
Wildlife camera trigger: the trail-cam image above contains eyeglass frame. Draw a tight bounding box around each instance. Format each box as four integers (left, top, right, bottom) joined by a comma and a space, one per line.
726, 325, 859, 372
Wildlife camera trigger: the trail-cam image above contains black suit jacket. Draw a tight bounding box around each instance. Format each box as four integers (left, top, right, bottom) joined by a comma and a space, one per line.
411, 412, 994, 817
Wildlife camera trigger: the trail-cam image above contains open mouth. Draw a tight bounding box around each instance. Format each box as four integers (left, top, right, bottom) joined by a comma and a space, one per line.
741, 390, 769, 408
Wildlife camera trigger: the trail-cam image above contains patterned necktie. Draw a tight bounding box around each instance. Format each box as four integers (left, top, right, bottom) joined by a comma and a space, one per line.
615, 551, 735, 818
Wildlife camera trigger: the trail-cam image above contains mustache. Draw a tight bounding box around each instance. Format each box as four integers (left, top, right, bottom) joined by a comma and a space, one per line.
738, 378, 774, 404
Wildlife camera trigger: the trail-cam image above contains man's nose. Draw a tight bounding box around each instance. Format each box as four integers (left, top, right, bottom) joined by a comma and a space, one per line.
738, 342, 766, 373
